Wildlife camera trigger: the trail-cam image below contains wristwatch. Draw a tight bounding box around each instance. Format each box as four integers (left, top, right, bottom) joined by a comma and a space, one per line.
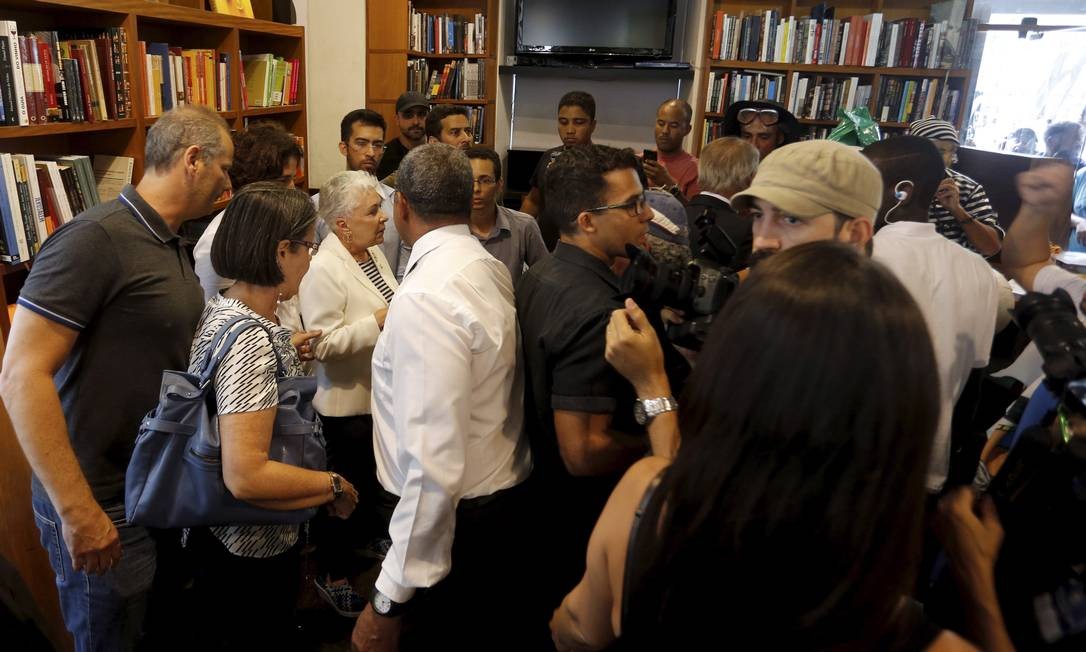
328, 472, 343, 499
634, 396, 678, 426
371, 588, 411, 617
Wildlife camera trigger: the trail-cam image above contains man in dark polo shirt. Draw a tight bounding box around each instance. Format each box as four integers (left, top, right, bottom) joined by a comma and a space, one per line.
516, 144, 689, 630
0, 104, 232, 650
375, 91, 429, 180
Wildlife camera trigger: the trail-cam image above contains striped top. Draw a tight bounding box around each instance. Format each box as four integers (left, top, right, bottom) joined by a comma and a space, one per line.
188, 295, 304, 558
359, 256, 395, 302
927, 168, 1004, 255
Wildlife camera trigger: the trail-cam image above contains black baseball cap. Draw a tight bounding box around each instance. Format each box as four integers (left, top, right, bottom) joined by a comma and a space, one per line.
396, 91, 429, 114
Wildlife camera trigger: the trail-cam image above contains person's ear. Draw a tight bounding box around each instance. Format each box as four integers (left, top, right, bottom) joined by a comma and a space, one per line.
682, 122, 692, 137
427, 136, 438, 144
183, 145, 201, 175
338, 141, 348, 157
576, 211, 598, 235
277, 239, 292, 260
336, 217, 350, 234
843, 218, 874, 250
894, 180, 915, 203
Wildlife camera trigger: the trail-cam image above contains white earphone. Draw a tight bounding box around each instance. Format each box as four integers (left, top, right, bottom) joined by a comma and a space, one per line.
884, 180, 914, 224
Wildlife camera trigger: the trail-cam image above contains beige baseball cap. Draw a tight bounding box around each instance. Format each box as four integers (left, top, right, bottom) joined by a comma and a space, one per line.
731, 140, 884, 221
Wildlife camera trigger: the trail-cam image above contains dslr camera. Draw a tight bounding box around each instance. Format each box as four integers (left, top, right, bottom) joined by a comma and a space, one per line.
620, 208, 741, 349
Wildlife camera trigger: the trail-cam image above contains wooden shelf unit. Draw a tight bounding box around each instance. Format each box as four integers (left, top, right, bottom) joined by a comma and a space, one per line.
367, 0, 498, 147
0, 0, 308, 337
694, 0, 978, 153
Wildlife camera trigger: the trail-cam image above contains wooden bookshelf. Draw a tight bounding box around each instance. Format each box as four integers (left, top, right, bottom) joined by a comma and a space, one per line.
695, 0, 978, 153
0, 0, 309, 338
366, 0, 498, 148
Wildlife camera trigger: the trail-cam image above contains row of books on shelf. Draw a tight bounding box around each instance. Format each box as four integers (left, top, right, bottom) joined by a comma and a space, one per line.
788, 75, 873, 121
709, 10, 977, 70
242, 53, 301, 109
408, 5, 486, 55
0, 152, 133, 263
464, 106, 485, 144
876, 77, 961, 125
140, 43, 231, 116
0, 22, 132, 126
705, 70, 785, 113
407, 58, 486, 101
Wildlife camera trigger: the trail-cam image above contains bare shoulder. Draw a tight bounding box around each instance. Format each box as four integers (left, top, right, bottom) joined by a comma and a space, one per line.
926, 631, 978, 652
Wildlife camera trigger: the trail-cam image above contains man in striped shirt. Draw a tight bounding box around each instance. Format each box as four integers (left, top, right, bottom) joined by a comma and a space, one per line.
909, 117, 1004, 257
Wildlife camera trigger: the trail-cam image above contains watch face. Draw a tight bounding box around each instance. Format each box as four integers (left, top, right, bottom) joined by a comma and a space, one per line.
633, 401, 647, 426
373, 592, 392, 614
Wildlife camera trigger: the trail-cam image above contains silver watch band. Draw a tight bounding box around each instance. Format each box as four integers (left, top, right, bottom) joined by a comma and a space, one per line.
642, 396, 678, 418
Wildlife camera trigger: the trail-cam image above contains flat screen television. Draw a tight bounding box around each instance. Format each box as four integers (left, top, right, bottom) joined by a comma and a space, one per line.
515, 0, 677, 59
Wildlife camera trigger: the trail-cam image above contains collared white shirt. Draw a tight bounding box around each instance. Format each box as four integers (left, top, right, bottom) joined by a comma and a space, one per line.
371, 223, 531, 603
873, 221, 1000, 491
698, 190, 732, 206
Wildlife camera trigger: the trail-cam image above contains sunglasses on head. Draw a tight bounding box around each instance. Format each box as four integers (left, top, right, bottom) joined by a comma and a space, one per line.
737, 108, 780, 126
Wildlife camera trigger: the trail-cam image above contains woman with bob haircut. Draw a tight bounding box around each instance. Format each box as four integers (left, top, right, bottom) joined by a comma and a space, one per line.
551, 241, 1013, 652
186, 182, 359, 649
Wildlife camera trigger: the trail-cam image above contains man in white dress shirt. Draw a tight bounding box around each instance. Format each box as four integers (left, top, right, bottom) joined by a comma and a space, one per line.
351, 144, 533, 651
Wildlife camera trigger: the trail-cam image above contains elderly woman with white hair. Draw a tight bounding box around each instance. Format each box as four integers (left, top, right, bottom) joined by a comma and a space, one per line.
298, 170, 398, 617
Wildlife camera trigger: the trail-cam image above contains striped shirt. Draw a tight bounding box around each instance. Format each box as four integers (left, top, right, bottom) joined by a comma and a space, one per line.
927, 168, 1004, 255
188, 295, 304, 558
359, 256, 395, 302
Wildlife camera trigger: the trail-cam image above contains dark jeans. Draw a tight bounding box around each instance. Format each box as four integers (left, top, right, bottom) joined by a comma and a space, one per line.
31, 489, 156, 652
311, 413, 381, 579
386, 479, 549, 651
187, 527, 301, 651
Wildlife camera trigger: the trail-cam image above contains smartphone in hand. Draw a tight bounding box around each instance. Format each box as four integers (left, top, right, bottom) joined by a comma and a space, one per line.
643, 149, 657, 162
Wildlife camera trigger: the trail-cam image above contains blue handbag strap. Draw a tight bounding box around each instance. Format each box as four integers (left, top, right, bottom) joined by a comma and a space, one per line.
197, 314, 286, 389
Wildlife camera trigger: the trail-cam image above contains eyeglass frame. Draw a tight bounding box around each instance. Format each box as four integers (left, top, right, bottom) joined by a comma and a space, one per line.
584, 194, 648, 219
736, 108, 780, 127
346, 138, 388, 153
290, 239, 321, 256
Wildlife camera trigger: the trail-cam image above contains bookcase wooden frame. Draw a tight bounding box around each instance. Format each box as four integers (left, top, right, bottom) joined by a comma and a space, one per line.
366, 0, 498, 148
694, 0, 977, 154
0, 0, 308, 337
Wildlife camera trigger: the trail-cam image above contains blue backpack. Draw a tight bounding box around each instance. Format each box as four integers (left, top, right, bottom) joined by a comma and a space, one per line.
125, 314, 326, 528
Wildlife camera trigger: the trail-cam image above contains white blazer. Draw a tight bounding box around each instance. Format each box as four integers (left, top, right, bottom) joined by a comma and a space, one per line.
299, 232, 399, 417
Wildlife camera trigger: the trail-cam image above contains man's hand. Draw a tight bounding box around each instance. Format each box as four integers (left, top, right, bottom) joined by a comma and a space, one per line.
1017, 163, 1074, 218
328, 477, 360, 519
351, 604, 402, 652
935, 488, 1004, 590
605, 299, 667, 396
935, 177, 964, 215
62, 505, 122, 575
642, 159, 676, 189
291, 329, 322, 362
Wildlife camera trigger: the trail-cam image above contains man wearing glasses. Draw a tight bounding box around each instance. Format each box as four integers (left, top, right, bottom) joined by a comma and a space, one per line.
515, 144, 690, 635
465, 146, 547, 286
721, 100, 801, 160
335, 108, 410, 281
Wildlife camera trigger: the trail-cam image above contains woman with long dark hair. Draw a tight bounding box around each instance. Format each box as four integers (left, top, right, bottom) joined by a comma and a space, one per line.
551, 241, 1010, 651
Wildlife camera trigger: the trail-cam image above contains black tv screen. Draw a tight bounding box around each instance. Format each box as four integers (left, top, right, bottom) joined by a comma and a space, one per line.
515, 0, 676, 59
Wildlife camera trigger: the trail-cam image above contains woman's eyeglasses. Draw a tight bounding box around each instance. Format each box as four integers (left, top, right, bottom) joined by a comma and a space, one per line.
290, 239, 320, 256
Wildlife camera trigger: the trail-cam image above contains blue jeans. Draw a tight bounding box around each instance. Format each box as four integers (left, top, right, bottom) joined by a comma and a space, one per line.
31, 489, 156, 652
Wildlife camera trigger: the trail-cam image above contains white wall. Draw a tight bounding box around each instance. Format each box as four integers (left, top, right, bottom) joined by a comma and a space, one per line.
297, 0, 366, 189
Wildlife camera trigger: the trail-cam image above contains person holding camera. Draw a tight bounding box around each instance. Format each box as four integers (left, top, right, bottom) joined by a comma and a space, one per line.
516, 144, 690, 635
550, 242, 1013, 651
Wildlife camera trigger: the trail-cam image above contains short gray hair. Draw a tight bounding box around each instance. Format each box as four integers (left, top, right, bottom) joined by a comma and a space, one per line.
699, 137, 760, 196
318, 170, 381, 230
397, 143, 472, 221
145, 105, 230, 172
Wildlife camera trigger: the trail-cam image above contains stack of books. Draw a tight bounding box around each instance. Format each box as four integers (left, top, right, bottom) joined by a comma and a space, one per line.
408, 5, 485, 55
241, 53, 300, 109
408, 58, 486, 100
0, 152, 131, 263
787, 74, 872, 120
876, 77, 961, 124
0, 21, 132, 125
140, 43, 232, 116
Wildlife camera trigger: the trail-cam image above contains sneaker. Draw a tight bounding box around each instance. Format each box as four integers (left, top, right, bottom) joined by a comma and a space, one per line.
313, 578, 365, 617
360, 537, 392, 560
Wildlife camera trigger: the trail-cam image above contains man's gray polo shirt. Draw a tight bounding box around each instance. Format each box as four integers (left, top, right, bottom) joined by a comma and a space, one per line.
475, 206, 548, 287
19, 184, 205, 503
